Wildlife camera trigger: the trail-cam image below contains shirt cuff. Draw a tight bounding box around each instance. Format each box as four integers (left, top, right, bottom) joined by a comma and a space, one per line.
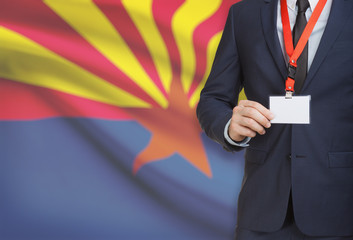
224, 119, 251, 147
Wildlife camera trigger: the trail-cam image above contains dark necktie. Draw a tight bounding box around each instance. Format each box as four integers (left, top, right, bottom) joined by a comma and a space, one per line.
293, 0, 310, 94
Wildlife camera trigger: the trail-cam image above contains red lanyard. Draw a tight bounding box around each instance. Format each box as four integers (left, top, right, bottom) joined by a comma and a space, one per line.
280, 0, 327, 93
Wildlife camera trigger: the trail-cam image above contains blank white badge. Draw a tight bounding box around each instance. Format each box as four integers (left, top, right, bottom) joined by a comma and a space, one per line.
269, 96, 311, 124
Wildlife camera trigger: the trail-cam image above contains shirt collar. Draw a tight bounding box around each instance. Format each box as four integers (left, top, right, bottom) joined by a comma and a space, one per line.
287, 0, 319, 11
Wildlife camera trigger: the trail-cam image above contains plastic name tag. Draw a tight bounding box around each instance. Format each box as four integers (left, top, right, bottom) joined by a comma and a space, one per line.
270, 96, 311, 124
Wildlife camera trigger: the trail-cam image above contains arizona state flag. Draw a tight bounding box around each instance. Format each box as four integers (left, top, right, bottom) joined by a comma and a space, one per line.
0, 0, 245, 239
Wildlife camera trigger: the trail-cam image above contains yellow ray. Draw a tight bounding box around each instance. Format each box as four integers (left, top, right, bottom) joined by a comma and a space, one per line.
44, 0, 168, 108
172, 0, 222, 93
238, 89, 247, 102
0, 27, 150, 108
122, 0, 172, 93
189, 32, 222, 108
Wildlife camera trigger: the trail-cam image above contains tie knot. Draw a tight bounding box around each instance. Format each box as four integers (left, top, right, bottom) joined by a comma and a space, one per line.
297, 0, 310, 13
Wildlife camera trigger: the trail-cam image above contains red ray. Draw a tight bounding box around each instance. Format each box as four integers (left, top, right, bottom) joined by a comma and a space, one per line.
188, 0, 241, 98
152, 0, 185, 78
94, 0, 168, 99
0, 79, 132, 120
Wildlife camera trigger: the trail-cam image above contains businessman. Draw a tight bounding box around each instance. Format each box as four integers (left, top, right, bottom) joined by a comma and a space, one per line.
197, 0, 353, 239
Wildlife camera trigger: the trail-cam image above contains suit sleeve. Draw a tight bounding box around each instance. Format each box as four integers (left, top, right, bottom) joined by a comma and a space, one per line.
196, 5, 244, 152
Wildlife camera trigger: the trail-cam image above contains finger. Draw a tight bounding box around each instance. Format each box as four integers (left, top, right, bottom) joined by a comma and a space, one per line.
237, 105, 271, 129
238, 100, 274, 121
238, 116, 266, 135
229, 124, 257, 139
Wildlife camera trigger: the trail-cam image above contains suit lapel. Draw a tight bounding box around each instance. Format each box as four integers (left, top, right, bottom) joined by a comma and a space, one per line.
261, 0, 287, 79
303, 0, 353, 91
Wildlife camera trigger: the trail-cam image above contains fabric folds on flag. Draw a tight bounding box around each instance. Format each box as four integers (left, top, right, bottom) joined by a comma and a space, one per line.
0, 0, 244, 239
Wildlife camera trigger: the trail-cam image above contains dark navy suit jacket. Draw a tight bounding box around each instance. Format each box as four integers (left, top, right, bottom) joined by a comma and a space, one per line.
197, 0, 353, 236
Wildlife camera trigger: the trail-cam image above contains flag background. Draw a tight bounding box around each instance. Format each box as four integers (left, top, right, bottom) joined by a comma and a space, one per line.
0, 0, 246, 239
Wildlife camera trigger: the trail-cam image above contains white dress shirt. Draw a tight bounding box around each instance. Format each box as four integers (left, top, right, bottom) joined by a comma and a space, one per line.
225, 0, 333, 147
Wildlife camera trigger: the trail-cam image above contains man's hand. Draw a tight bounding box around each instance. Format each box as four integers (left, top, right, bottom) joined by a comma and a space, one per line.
228, 100, 274, 142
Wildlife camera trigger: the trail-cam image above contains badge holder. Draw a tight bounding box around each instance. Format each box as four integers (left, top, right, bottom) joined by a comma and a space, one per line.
270, 62, 311, 124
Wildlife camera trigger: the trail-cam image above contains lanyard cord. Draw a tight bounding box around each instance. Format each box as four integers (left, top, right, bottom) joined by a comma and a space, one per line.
280, 0, 327, 93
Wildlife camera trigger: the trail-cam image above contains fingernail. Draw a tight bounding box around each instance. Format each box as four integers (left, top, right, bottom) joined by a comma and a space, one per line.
266, 122, 271, 128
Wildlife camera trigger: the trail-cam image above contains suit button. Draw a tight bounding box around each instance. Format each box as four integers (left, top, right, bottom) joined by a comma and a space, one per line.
288, 154, 292, 160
